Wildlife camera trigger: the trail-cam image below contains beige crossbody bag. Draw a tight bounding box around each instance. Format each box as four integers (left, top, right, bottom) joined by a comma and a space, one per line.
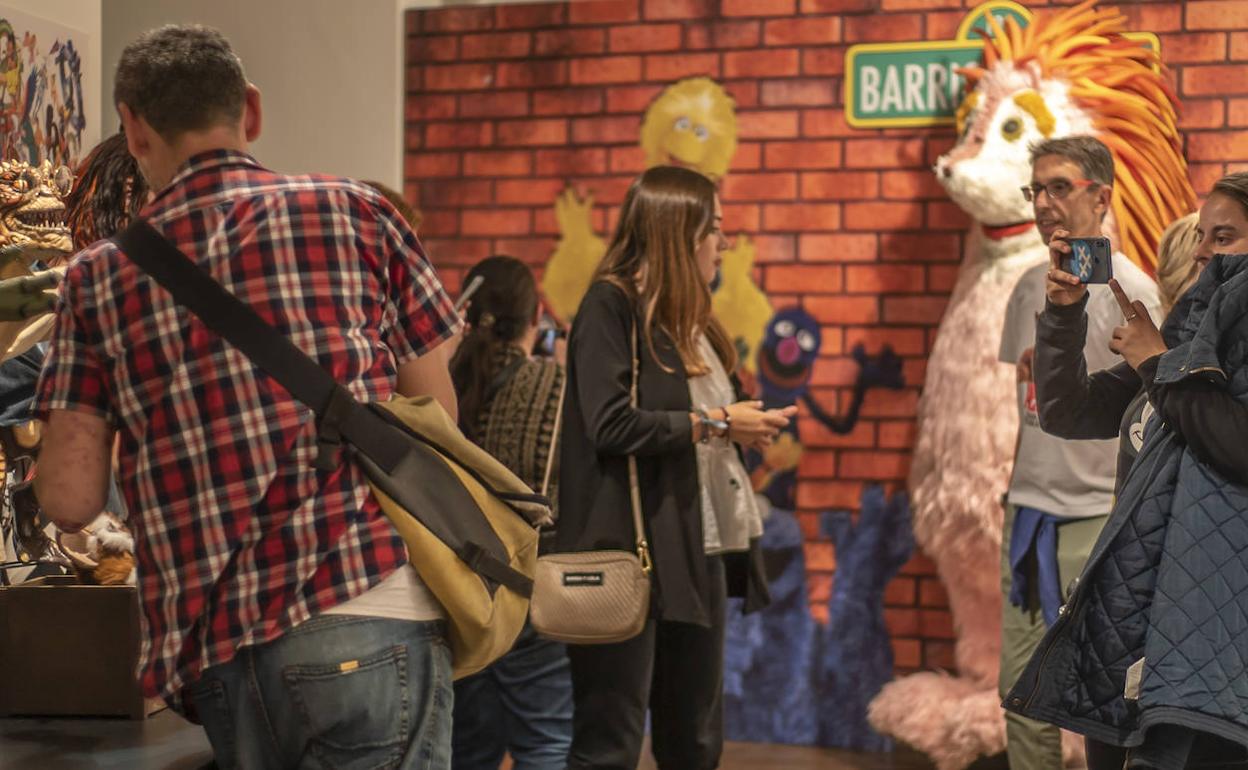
530, 321, 652, 644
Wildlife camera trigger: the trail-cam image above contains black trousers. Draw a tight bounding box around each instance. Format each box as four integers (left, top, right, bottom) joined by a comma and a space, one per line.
1087, 731, 1248, 770
565, 555, 726, 770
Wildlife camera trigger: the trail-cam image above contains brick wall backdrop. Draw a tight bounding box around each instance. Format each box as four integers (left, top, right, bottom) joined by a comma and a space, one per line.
403, 0, 1248, 675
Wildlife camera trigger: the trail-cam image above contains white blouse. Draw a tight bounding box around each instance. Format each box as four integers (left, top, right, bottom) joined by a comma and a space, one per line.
688, 334, 765, 555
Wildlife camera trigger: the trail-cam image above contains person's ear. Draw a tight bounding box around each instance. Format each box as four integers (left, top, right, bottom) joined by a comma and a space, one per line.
243, 84, 262, 142
117, 103, 148, 159
1097, 183, 1112, 219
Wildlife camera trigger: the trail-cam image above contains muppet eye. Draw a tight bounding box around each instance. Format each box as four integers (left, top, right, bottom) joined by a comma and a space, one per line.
796, 330, 816, 352
774, 320, 796, 337
1001, 117, 1023, 142
52, 166, 73, 196
693, 125, 709, 141
674, 116, 691, 131
10, 175, 28, 193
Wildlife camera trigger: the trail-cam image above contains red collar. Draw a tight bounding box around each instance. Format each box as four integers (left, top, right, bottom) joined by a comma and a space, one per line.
982, 221, 1035, 240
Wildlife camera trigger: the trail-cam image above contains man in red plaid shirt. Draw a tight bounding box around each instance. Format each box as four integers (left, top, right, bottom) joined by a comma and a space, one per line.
34, 25, 461, 769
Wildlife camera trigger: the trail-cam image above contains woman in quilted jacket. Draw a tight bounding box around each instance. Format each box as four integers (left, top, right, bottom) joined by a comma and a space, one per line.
1012, 172, 1248, 769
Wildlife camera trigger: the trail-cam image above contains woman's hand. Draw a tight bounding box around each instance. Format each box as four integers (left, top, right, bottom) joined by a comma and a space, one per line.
1108, 279, 1167, 370
1045, 228, 1088, 307
723, 401, 796, 450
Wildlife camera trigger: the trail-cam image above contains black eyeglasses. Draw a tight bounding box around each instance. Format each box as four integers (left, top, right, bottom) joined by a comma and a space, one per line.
1021, 178, 1097, 202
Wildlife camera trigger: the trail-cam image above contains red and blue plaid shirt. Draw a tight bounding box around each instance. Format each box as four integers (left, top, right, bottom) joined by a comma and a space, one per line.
34, 150, 460, 704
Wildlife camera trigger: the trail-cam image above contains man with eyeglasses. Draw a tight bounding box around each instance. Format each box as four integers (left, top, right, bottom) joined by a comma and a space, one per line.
996, 135, 1160, 770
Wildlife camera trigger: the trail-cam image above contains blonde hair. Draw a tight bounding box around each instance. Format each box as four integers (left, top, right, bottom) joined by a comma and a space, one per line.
1155, 212, 1199, 315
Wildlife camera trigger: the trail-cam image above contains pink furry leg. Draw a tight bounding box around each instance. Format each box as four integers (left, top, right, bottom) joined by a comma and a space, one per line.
868, 675, 1004, 770
934, 527, 1002, 686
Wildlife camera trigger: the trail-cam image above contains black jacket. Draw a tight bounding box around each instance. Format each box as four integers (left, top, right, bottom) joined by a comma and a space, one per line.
555, 281, 770, 627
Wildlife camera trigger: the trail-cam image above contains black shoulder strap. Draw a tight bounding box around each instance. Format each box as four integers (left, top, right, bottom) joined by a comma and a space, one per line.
113, 220, 404, 473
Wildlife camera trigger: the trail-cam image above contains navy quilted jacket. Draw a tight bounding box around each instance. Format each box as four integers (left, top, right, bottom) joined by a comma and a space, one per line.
1005, 254, 1248, 749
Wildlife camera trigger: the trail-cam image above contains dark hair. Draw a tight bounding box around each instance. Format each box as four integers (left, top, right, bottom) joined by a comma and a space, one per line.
64, 131, 148, 248
450, 256, 539, 438
361, 180, 421, 228
1030, 135, 1115, 186
113, 25, 246, 141
1211, 171, 1248, 220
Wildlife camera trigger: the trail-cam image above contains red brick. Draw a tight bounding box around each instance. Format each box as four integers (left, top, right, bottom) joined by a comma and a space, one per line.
422, 238, 490, 268
461, 209, 530, 236
845, 264, 925, 293
843, 138, 926, 169
724, 0, 797, 15
800, 171, 879, 200
404, 152, 460, 178
643, 0, 714, 20
764, 202, 841, 231
404, 94, 457, 121
734, 141, 763, 170
882, 170, 945, 200
883, 296, 949, 325
1179, 99, 1226, 131
1231, 99, 1248, 127
809, 573, 833, 605
751, 234, 797, 263
424, 62, 493, 91
798, 449, 838, 478
919, 577, 948, 608
800, 414, 876, 448
644, 52, 722, 81
533, 89, 604, 116
571, 56, 642, 85
765, 139, 842, 168
900, 551, 938, 577
920, 609, 956, 639
495, 3, 567, 27
927, 264, 959, 293
686, 20, 762, 50
457, 92, 529, 119
926, 201, 972, 230
839, 450, 910, 479
725, 49, 800, 78
404, 129, 422, 151
496, 60, 568, 88
882, 0, 958, 9
801, 48, 847, 76
421, 6, 493, 33
760, 79, 836, 107
881, 233, 961, 262
1189, 131, 1248, 162
722, 172, 799, 201
891, 639, 922, 669
610, 23, 683, 53
796, 479, 863, 508
463, 150, 532, 177
737, 110, 800, 140
763, 17, 841, 46
570, 115, 639, 144
885, 576, 917, 606
569, 0, 640, 24
490, 237, 557, 263
799, 233, 877, 262
925, 10, 961, 39
536, 148, 609, 176
765, 264, 843, 293
1159, 32, 1226, 64
802, 0, 876, 10
610, 146, 648, 174
845, 327, 925, 356
407, 36, 459, 63
496, 178, 567, 205
460, 31, 531, 60
417, 209, 459, 237
801, 109, 854, 137
567, 176, 634, 205
1187, 1, 1248, 30
533, 29, 607, 57
1183, 65, 1248, 97
884, 608, 919, 636
844, 201, 924, 230
1118, 4, 1182, 33
805, 294, 878, 324
1189, 162, 1226, 194
425, 121, 493, 148
722, 203, 761, 231
858, 387, 919, 418
922, 640, 955, 670
805, 541, 837, 571
903, 359, 927, 387
496, 118, 568, 147
878, 420, 916, 449
844, 13, 922, 43
533, 206, 607, 236
606, 84, 665, 113
1233, 33, 1248, 61
810, 357, 866, 387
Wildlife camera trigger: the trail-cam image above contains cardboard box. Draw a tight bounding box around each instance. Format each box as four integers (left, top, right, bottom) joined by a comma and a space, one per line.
0, 575, 162, 718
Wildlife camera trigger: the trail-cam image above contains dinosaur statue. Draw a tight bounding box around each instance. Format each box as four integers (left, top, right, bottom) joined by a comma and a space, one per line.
748, 307, 904, 509
541, 77, 773, 372
867, 3, 1195, 768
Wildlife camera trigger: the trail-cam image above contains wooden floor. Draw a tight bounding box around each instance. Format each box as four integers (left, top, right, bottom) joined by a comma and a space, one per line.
0, 710, 943, 769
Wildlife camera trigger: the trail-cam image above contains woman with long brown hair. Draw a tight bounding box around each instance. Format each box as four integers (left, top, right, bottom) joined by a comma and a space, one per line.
555, 166, 791, 769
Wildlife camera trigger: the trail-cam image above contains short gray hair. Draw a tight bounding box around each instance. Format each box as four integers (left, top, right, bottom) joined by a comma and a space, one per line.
1030, 135, 1114, 186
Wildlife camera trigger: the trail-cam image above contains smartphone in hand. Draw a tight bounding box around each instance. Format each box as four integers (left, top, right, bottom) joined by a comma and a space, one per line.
1064, 237, 1113, 283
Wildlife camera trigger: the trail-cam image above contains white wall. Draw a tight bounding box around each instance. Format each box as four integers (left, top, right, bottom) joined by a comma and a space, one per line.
102, 0, 403, 186
3, 0, 102, 158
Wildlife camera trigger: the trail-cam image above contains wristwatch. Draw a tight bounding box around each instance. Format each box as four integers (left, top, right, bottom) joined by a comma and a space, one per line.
696, 408, 729, 442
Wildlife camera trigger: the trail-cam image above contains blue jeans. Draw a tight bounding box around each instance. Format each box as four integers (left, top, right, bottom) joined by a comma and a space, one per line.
451, 622, 573, 770
189, 614, 453, 770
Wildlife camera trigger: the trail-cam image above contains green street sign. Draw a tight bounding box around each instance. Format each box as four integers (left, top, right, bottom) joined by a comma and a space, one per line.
844, 0, 1159, 129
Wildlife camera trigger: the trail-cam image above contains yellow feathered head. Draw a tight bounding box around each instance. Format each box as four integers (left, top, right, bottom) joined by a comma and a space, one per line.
957, 0, 1195, 275
640, 77, 738, 182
